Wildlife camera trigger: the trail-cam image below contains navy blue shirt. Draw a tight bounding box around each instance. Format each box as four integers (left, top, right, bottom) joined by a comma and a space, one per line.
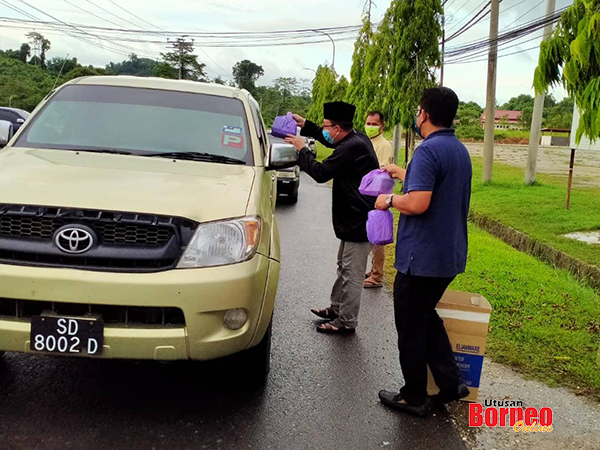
394, 129, 472, 278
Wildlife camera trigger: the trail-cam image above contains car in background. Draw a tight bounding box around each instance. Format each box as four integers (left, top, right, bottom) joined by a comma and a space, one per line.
0, 107, 29, 133
270, 135, 309, 204
0, 76, 300, 384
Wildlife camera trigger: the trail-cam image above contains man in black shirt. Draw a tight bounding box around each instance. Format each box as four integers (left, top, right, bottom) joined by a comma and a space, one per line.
285, 102, 379, 333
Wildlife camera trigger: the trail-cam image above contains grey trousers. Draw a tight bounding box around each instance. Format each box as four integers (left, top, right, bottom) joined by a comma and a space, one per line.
330, 240, 373, 328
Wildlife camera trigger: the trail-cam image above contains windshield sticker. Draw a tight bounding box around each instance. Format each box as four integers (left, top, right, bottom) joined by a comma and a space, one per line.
223, 126, 242, 135
222, 132, 244, 148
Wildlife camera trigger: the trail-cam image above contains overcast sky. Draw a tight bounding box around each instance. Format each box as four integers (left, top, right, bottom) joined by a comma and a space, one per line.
0, 0, 572, 106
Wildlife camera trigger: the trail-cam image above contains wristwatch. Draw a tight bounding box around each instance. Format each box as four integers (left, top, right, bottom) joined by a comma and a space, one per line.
385, 194, 395, 209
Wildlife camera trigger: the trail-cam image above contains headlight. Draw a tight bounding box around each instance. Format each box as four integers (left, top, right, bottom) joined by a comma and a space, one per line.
177, 216, 261, 268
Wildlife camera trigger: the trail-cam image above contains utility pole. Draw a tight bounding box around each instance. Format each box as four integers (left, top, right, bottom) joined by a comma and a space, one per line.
525, 0, 556, 186
482, 0, 500, 183
440, 13, 445, 86
167, 36, 193, 80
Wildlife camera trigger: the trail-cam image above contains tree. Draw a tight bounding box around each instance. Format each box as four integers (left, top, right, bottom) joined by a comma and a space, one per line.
18, 43, 30, 63
534, 0, 600, 144
306, 65, 338, 123
346, 13, 374, 128
544, 96, 574, 128
161, 39, 207, 81
273, 77, 300, 114
154, 62, 178, 79
213, 76, 227, 85
519, 107, 534, 129
232, 60, 264, 96
63, 66, 106, 82
106, 53, 160, 77
47, 57, 79, 75
26, 32, 51, 68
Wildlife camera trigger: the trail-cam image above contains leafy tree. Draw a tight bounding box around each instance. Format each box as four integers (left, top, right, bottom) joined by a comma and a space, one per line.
63, 66, 107, 82
154, 62, 178, 79
106, 53, 160, 77
346, 13, 374, 128
213, 76, 227, 85
306, 65, 338, 123
47, 57, 80, 75
544, 96, 574, 128
0, 56, 54, 110
26, 32, 51, 68
519, 106, 534, 129
232, 60, 264, 96
534, 0, 600, 143
333, 75, 349, 102
18, 43, 30, 63
161, 39, 206, 81
273, 77, 300, 114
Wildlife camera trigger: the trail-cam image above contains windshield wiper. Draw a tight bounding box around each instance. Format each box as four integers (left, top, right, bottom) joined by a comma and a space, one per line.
144, 152, 246, 165
72, 148, 133, 155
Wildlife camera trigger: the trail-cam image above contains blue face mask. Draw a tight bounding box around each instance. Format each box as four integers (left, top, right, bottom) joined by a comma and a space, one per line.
414, 116, 423, 139
322, 127, 337, 144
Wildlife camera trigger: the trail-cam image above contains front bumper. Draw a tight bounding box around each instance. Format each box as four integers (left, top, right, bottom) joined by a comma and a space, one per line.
0, 254, 279, 361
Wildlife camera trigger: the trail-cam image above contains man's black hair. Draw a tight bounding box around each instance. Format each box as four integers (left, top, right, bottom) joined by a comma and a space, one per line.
366, 110, 385, 123
420, 87, 459, 128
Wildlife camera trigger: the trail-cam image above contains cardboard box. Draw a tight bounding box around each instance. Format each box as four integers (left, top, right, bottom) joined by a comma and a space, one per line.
427, 290, 492, 402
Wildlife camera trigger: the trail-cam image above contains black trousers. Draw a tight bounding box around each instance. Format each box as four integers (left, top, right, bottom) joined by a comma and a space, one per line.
393, 271, 462, 406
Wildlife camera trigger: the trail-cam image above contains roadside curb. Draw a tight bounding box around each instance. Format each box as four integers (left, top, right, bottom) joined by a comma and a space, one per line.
469, 211, 600, 291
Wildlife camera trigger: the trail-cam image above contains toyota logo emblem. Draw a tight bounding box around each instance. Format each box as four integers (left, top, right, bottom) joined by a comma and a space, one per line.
54, 226, 95, 254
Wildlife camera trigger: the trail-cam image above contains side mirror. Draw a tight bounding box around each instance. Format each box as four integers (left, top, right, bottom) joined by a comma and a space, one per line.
0, 120, 14, 148
267, 143, 298, 170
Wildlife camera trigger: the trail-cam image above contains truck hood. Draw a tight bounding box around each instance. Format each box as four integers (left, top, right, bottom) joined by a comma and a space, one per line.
0, 148, 256, 223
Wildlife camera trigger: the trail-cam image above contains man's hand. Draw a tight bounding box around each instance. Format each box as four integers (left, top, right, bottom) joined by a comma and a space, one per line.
375, 194, 391, 211
285, 134, 307, 152
291, 113, 306, 128
383, 164, 407, 181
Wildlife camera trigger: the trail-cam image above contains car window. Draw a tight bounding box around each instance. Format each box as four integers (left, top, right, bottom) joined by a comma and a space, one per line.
0, 110, 17, 123
14, 85, 254, 165
248, 99, 268, 159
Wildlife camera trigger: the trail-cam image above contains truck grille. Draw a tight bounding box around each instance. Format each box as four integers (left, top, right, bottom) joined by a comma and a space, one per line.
0, 204, 198, 272
0, 298, 185, 327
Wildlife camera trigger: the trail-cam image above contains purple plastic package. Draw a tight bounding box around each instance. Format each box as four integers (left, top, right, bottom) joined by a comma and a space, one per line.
359, 169, 395, 197
366, 209, 394, 245
271, 112, 297, 138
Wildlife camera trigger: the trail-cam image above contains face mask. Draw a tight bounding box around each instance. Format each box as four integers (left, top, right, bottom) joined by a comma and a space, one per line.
322, 127, 337, 144
414, 115, 424, 139
365, 125, 381, 139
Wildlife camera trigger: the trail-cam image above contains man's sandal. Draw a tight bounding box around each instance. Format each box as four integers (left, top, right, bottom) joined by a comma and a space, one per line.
316, 321, 356, 334
311, 307, 338, 320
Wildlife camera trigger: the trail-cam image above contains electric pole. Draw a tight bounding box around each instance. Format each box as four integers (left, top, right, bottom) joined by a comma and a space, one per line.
440, 13, 445, 86
482, 0, 500, 183
166, 36, 194, 80
525, 0, 556, 186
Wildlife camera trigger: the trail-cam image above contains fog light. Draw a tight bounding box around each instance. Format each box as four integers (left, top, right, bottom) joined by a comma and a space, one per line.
223, 309, 248, 330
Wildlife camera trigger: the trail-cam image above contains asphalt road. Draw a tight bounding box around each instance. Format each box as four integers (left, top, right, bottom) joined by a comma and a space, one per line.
0, 173, 468, 450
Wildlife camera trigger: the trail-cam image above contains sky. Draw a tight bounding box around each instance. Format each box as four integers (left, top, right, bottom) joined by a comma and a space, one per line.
0, 0, 573, 107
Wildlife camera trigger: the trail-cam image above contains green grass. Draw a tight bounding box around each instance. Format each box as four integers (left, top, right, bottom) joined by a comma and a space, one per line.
383, 222, 600, 398
469, 157, 600, 268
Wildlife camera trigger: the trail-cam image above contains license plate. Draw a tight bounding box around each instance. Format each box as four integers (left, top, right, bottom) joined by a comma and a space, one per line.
30, 315, 104, 356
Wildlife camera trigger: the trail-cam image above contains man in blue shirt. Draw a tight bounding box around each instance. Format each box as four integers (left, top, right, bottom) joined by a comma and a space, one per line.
374, 87, 472, 418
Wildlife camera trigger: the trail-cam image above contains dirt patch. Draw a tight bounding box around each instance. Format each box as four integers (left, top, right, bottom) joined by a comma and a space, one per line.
465, 143, 600, 188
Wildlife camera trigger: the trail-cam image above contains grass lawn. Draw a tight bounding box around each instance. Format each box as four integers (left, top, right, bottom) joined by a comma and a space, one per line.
469, 156, 600, 268
383, 221, 600, 399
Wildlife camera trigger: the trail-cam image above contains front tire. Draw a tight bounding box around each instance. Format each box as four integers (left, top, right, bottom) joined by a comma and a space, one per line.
240, 320, 272, 386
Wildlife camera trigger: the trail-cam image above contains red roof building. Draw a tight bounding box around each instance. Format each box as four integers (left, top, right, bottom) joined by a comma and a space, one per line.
480, 110, 522, 130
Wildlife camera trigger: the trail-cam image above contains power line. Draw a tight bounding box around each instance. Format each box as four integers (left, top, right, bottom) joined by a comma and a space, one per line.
501, 0, 546, 31
62, 0, 128, 30
447, 43, 540, 64
447, 0, 488, 33
446, 1, 491, 42
7, 1, 159, 59
107, 0, 164, 31
84, 0, 152, 31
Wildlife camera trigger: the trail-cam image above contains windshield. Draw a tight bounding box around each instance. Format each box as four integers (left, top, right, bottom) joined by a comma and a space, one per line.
13, 84, 253, 165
